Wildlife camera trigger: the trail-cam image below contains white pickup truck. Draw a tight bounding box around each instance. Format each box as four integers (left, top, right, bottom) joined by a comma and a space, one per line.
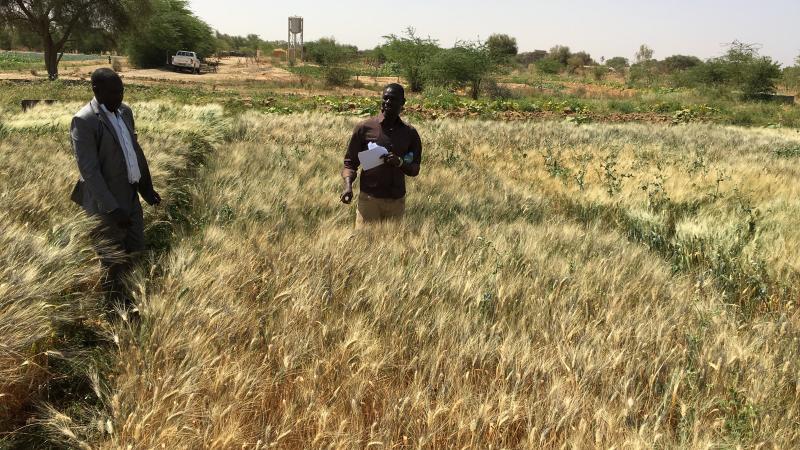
171, 51, 201, 74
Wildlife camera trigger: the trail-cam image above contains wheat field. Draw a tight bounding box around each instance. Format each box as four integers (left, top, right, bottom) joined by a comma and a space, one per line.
2, 106, 800, 448
0, 102, 226, 444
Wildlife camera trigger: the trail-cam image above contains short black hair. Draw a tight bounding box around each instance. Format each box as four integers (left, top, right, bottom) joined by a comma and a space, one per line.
91, 67, 121, 87
383, 83, 405, 98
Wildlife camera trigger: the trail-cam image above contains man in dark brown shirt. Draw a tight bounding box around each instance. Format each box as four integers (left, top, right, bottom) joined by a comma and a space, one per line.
340, 83, 422, 227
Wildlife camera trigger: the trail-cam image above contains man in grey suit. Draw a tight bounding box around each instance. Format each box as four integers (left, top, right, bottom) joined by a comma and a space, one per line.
70, 68, 161, 303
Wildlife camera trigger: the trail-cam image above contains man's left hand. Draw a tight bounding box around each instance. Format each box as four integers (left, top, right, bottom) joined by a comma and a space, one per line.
382, 153, 403, 168
145, 190, 162, 206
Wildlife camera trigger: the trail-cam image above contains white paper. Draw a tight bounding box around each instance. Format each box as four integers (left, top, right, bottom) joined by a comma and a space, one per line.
359, 142, 389, 170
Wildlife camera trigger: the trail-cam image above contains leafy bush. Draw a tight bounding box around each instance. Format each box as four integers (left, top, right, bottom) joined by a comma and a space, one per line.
674, 43, 782, 99
739, 57, 782, 98
516, 50, 547, 65
421, 86, 462, 109
324, 67, 351, 87
592, 65, 609, 81
567, 51, 593, 73
606, 56, 629, 72
482, 79, 515, 99
536, 58, 561, 74
424, 41, 495, 99
651, 100, 683, 113
783, 66, 800, 94
608, 100, 637, 114
548, 45, 571, 66
628, 61, 659, 86
305, 38, 356, 66
486, 34, 518, 63
659, 55, 703, 73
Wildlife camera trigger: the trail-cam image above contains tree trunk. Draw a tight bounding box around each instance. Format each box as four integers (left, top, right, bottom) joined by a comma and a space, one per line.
43, 40, 60, 80
470, 80, 481, 99
408, 68, 423, 92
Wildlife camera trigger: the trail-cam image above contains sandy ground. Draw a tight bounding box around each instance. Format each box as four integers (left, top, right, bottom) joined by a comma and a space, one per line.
0, 57, 397, 91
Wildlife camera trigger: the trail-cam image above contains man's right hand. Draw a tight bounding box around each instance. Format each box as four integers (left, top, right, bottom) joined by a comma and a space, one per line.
109, 208, 132, 229
341, 177, 354, 204
341, 187, 354, 204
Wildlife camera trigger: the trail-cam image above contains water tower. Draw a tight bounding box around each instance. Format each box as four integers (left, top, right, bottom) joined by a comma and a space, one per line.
287, 16, 304, 63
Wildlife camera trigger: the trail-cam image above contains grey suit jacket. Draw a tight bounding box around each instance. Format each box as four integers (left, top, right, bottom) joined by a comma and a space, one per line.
70, 99, 155, 215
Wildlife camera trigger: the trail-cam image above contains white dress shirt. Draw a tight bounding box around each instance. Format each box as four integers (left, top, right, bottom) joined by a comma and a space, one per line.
100, 103, 141, 184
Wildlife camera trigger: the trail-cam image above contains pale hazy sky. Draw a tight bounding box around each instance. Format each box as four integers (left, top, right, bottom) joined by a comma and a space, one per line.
188, 0, 799, 66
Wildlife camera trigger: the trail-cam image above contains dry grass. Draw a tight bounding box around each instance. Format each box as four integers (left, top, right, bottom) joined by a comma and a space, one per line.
3, 107, 800, 448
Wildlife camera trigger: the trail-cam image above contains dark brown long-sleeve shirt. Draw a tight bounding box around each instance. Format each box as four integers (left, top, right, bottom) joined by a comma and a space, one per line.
342, 113, 422, 199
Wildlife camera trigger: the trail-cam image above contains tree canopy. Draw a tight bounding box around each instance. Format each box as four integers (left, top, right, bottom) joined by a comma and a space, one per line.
382, 28, 440, 92
659, 55, 702, 73
304, 37, 356, 66
486, 33, 517, 63
567, 51, 594, 73
0, 0, 145, 78
635, 44, 654, 63
424, 41, 494, 99
124, 0, 215, 68
215, 33, 283, 57
548, 45, 571, 66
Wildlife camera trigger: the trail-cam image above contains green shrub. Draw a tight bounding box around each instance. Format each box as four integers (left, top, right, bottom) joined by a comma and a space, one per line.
518, 99, 541, 112
482, 80, 515, 99
651, 100, 683, 113
605, 56, 629, 73
730, 109, 756, 126
783, 67, 800, 94
305, 38, 356, 66
739, 57, 782, 99
536, 58, 561, 74
423, 42, 495, 99
323, 67, 351, 86
592, 66, 609, 81
608, 100, 637, 114
421, 86, 462, 109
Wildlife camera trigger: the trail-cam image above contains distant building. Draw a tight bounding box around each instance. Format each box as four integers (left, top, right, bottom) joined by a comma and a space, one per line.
517, 50, 548, 65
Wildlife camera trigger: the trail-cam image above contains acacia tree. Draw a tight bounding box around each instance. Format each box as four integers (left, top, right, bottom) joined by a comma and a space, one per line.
721, 41, 782, 97
382, 27, 440, 92
635, 44, 654, 63
424, 41, 495, 99
0, 0, 143, 79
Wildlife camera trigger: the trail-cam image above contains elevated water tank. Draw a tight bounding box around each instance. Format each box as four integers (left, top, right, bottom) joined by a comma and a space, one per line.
289, 16, 303, 34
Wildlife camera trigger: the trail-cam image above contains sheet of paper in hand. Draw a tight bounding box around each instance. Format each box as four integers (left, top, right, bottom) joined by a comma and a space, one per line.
359, 142, 389, 170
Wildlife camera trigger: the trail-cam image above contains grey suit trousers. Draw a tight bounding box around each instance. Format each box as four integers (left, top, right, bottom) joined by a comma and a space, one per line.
92, 187, 145, 259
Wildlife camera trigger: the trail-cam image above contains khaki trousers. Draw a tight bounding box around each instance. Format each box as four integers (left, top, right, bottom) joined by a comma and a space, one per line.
356, 193, 405, 228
